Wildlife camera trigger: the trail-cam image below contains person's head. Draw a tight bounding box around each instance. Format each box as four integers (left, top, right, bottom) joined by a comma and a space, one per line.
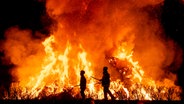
103, 66, 108, 72
80, 70, 85, 76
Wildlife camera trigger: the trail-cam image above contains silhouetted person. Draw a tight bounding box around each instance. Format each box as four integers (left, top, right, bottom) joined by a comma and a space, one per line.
101, 66, 115, 100
80, 70, 86, 100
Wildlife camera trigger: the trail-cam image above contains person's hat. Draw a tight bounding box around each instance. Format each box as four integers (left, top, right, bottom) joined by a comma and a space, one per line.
80, 70, 85, 74
103, 66, 108, 71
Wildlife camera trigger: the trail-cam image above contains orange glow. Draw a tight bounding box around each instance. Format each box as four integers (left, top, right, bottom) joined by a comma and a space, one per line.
1, 0, 182, 100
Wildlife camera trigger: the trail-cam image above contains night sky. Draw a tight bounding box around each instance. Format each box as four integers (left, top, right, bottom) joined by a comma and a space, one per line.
0, 0, 184, 99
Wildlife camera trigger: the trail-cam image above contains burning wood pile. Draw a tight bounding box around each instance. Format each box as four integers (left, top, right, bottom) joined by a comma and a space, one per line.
106, 56, 182, 100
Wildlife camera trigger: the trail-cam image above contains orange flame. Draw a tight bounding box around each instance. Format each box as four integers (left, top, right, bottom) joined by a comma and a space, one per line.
1, 0, 182, 100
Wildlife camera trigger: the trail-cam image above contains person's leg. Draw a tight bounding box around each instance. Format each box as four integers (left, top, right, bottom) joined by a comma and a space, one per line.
103, 87, 108, 100
107, 89, 115, 100
80, 88, 85, 99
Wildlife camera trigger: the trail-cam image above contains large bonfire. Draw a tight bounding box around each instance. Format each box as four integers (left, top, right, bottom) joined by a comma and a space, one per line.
1, 0, 182, 100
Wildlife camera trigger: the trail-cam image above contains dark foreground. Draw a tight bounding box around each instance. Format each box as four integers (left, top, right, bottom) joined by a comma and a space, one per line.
0, 100, 183, 104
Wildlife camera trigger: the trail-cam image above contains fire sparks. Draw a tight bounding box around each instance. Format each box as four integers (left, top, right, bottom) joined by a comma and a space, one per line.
1, 0, 182, 101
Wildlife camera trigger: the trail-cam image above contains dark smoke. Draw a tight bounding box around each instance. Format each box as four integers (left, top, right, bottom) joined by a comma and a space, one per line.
161, 0, 184, 99
0, 0, 52, 39
0, 0, 52, 96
